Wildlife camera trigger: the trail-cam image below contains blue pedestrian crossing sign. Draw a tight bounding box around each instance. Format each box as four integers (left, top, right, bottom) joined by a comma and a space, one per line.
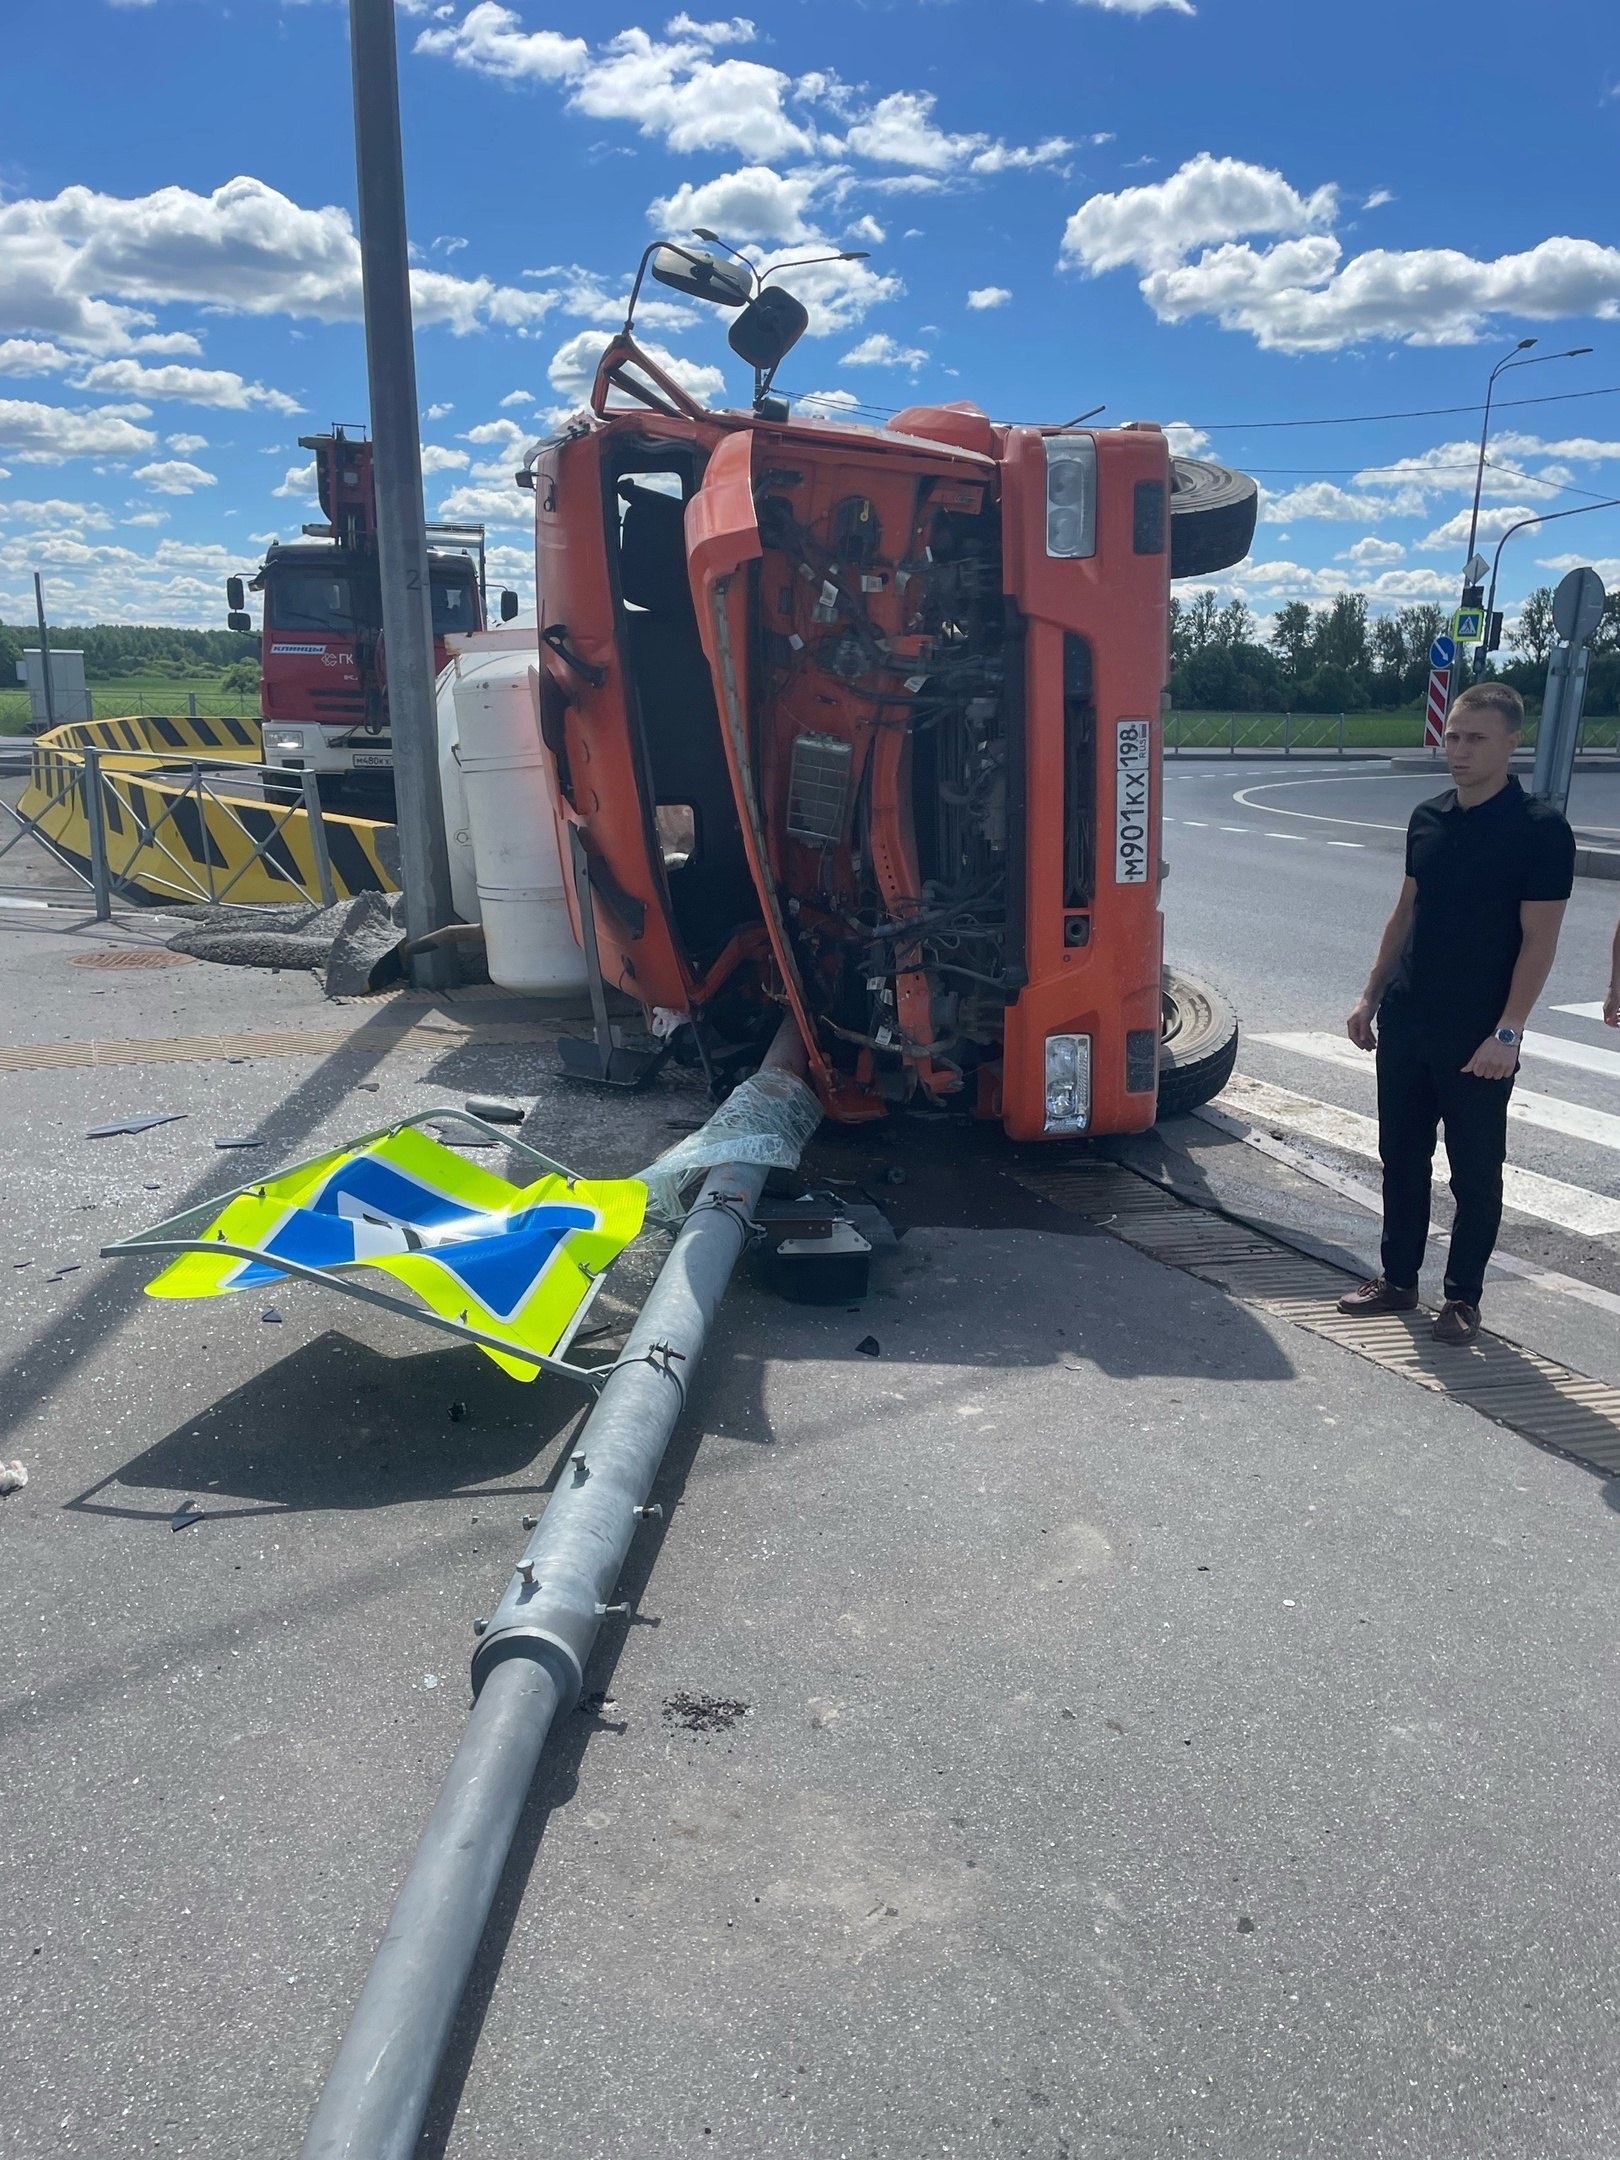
1450, 606, 1486, 644
1429, 633, 1456, 670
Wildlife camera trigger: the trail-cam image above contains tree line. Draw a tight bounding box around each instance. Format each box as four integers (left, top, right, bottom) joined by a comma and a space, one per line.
0, 620, 258, 684
1170, 587, 1620, 715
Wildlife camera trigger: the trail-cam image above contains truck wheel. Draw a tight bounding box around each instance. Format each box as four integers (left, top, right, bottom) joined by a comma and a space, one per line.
263, 771, 304, 808
1157, 968, 1238, 1120
1169, 459, 1258, 579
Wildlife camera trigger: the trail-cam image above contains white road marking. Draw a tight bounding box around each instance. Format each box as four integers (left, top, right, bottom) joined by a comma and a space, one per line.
1232, 774, 1414, 834
1216, 1072, 1620, 1237
1253, 1030, 1620, 1156
1193, 1104, 1620, 1321
1522, 1029, 1620, 1082
1219, 825, 1249, 834
1266, 831, 1309, 841
1182, 820, 1208, 828
1325, 840, 1365, 849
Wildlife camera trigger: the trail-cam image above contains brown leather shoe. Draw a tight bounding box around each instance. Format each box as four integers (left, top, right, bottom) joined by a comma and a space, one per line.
1336, 1277, 1419, 1315
1432, 1299, 1481, 1344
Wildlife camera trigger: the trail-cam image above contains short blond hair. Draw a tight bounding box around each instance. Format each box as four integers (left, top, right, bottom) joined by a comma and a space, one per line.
1451, 681, 1524, 729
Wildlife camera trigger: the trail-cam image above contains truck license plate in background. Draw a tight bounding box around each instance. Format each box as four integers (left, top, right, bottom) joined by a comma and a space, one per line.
1114, 720, 1151, 884
350, 752, 392, 767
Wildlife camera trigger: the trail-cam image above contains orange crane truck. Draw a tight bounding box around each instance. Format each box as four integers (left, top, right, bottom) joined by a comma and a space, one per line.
521, 240, 1255, 1141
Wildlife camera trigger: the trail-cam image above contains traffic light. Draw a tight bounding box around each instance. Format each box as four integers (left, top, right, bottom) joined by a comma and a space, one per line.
1486, 611, 1503, 653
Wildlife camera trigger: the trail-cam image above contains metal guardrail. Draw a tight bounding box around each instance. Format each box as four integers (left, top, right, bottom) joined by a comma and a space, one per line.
3, 715, 395, 915
1164, 710, 1620, 757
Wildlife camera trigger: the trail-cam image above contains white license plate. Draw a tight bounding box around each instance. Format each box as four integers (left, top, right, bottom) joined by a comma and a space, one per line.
350, 752, 393, 767
1114, 719, 1152, 885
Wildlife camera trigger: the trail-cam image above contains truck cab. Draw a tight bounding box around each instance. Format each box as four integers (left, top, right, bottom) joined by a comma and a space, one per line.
228, 425, 503, 810
524, 239, 1257, 1141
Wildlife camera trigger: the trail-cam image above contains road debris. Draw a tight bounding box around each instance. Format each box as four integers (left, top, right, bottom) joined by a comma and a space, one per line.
856, 1334, 881, 1357
171, 1499, 204, 1532
464, 1098, 524, 1124
0, 1460, 28, 1496
662, 1691, 749, 1734
86, 1114, 186, 1139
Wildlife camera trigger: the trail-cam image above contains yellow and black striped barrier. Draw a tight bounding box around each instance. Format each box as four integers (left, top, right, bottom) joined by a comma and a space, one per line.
18, 715, 397, 907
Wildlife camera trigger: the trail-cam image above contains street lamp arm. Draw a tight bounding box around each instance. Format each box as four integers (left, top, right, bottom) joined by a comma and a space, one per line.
1464, 342, 1590, 571
1481, 497, 1620, 674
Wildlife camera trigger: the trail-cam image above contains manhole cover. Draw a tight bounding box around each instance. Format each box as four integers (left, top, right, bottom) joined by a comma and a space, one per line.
69, 948, 196, 970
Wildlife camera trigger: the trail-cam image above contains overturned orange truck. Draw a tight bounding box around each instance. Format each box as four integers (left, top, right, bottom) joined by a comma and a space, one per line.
520, 241, 1255, 1141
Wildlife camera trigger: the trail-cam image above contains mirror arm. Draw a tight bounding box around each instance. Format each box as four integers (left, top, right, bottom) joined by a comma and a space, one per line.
622, 243, 661, 335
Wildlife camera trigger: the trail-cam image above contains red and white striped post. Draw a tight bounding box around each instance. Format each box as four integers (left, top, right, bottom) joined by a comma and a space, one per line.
1424, 664, 1450, 747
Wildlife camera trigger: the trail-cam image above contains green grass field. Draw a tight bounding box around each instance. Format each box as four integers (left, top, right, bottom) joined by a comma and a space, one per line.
1168, 709, 1620, 752
0, 675, 261, 735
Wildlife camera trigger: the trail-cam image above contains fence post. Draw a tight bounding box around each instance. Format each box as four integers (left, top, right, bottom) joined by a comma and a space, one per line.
187, 692, 198, 720
1338, 711, 1346, 756
1228, 711, 1236, 756
81, 745, 112, 921
1283, 710, 1292, 758
301, 770, 338, 908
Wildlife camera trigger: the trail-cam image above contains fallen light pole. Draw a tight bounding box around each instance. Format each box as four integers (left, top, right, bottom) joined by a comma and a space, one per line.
299, 1019, 811, 2160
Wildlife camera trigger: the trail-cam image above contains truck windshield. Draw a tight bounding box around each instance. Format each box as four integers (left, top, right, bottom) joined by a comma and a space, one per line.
268, 574, 360, 635
431, 576, 478, 637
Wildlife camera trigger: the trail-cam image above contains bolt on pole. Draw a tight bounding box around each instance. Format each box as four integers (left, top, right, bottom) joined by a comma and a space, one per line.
348, 0, 457, 988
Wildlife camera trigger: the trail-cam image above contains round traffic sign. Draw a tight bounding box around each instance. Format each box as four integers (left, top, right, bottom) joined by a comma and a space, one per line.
1551, 565, 1606, 645
1430, 633, 1456, 670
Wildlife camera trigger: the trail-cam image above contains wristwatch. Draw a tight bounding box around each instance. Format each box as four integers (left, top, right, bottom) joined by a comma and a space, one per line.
1494, 1026, 1520, 1045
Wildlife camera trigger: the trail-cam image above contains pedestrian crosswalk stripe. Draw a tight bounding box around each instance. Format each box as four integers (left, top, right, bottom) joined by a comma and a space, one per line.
1253, 1031, 1620, 1156
1217, 1072, 1620, 1237
1521, 1030, 1620, 1082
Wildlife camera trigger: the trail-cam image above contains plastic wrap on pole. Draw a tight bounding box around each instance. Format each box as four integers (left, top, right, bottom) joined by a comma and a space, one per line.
639, 1065, 823, 1220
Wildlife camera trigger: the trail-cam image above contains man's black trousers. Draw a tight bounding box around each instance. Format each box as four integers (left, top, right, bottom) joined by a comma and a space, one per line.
1375, 1015, 1514, 1306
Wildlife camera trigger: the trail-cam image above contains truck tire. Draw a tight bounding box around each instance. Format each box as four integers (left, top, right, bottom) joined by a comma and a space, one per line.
1169, 459, 1258, 579
1157, 968, 1239, 1120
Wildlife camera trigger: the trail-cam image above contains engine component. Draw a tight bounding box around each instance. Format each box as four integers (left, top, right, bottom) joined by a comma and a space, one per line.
786, 732, 854, 845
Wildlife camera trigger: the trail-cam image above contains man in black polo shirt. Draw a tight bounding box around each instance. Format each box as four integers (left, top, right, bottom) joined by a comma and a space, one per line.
1340, 681, 1574, 1342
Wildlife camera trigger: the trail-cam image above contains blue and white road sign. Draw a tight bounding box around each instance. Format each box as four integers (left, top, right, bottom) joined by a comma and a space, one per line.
1430, 633, 1456, 670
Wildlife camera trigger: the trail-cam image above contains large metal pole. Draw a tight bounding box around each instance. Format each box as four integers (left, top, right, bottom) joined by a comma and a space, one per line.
32, 572, 57, 736
300, 1022, 812, 2160
348, 0, 455, 989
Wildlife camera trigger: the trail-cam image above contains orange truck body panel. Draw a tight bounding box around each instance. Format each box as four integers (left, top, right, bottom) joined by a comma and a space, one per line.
534, 344, 1172, 1142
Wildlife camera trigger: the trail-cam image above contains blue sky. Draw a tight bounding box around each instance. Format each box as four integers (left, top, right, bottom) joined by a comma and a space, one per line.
2, 0, 1618, 635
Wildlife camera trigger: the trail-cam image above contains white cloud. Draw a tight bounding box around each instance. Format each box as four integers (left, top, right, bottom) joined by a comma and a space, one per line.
840, 89, 1068, 176
1225, 556, 1456, 604
272, 459, 317, 499
437, 480, 533, 529
0, 496, 114, 530
497, 388, 534, 407
1341, 536, 1405, 564
419, 11, 816, 161
1364, 188, 1395, 210
1063, 153, 1338, 274
1162, 421, 1211, 457
967, 285, 1011, 310
425, 401, 455, 420
0, 176, 559, 351
1063, 152, 1620, 352
1416, 503, 1547, 551
1074, 0, 1193, 11
1259, 480, 1424, 523
420, 443, 472, 473
845, 214, 886, 246
1491, 429, 1620, 465
546, 328, 726, 406
123, 510, 169, 528
1537, 552, 1620, 584
73, 359, 301, 413
166, 431, 209, 452
841, 332, 929, 371
133, 459, 217, 495
0, 398, 156, 463
0, 339, 76, 377
796, 388, 862, 413
649, 163, 829, 244
463, 416, 528, 447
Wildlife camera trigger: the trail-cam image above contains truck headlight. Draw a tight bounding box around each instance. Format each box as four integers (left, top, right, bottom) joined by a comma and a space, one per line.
1044, 434, 1097, 560
1044, 1033, 1092, 1132
270, 734, 303, 754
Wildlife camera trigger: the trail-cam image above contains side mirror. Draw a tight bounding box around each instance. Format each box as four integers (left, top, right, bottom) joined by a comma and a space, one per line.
650, 245, 752, 309
227, 611, 252, 634
225, 576, 245, 612
500, 590, 519, 623
728, 286, 809, 371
